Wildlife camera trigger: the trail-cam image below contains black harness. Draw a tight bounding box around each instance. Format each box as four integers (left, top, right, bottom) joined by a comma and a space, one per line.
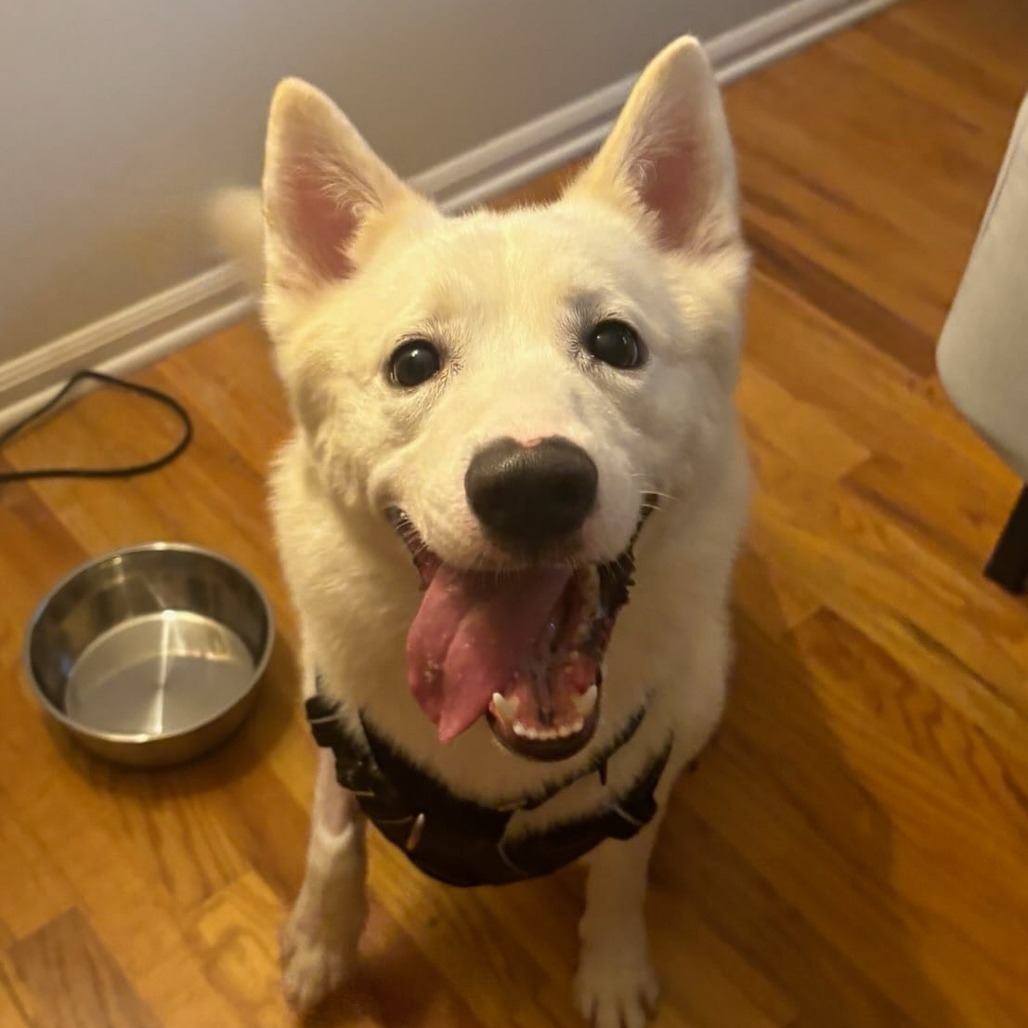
305, 685, 672, 887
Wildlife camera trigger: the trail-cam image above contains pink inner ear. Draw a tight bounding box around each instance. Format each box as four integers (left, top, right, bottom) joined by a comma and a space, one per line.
284, 158, 360, 281
638, 137, 708, 251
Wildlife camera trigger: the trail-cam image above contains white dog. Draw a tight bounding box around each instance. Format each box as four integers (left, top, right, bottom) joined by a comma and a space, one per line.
212, 36, 750, 1028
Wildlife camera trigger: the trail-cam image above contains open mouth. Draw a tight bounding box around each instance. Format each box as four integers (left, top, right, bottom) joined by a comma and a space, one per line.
389, 504, 653, 762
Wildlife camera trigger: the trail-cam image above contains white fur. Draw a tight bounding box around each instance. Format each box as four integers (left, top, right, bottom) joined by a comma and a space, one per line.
280, 751, 367, 1010
213, 36, 750, 1024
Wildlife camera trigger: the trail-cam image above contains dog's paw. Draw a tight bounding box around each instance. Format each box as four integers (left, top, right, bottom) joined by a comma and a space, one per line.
279, 914, 356, 1012
574, 948, 659, 1028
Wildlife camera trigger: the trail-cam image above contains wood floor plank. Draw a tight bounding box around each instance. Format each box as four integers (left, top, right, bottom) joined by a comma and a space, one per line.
709, 616, 1028, 1026
790, 609, 1028, 843
130, 947, 250, 1028
731, 544, 822, 641
0, 791, 77, 941
725, 0, 1028, 353
329, 900, 489, 1028
156, 317, 289, 477
895, 0, 1028, 95
32, 814, 248, 1028
745, 273, 1021, 564
650, 905, 794, 1028
0, 951, 36, 1028
655, 799, 919, 1028
748, 479, 1028, 744
188, 870, 490, 1028
9, 908, 160, 1028
190, 872, 295, 1028
365, 836, 576, 1028
736, 362, 869, 482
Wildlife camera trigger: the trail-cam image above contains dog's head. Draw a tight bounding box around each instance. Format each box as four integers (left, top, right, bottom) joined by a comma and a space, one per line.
260, 38, 748, 760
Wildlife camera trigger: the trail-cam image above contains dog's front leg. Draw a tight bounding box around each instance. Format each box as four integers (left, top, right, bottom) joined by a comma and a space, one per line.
281, 749, 368, 1011
574, 823, 661, 1028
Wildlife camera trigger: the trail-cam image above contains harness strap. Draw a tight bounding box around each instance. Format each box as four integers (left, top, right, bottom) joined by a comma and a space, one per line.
305, 688, 672, 887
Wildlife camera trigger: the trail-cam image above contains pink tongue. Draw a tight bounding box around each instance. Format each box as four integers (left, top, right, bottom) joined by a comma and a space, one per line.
406, 564, 572, 742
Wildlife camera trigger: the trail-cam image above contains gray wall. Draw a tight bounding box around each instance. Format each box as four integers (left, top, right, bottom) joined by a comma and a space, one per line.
1, 0, 786, 365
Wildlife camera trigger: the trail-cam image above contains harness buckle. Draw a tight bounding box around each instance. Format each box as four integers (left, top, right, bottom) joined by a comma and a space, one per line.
405, 812, 427, 852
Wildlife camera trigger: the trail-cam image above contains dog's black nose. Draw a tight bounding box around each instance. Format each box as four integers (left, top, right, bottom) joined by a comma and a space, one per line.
465, 436, 598, 547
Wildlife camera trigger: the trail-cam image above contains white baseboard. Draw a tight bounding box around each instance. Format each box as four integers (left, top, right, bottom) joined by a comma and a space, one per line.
0, 269, 253, 431
0, 0, 894, 431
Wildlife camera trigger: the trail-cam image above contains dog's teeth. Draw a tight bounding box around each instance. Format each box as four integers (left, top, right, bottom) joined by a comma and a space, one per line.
573, 684, 598, 717
514, 721, 550, 741
492, 692, 519, 726
511, 718, 588, 742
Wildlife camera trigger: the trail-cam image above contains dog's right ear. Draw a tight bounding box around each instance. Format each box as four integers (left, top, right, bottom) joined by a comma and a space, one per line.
262, 79, 425, 303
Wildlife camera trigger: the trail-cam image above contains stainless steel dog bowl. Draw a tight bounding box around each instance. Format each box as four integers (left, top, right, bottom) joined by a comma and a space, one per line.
23, 543, 274, 767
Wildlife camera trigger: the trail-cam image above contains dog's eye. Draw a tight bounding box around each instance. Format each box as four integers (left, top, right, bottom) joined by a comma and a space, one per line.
389, 340, 442, 387
585, 320, 645, 370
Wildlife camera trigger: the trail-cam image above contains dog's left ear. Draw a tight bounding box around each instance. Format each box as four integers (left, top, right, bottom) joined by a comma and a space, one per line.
570, 37, 739, 255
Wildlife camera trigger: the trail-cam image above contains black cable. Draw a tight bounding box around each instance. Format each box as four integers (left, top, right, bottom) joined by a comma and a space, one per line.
0, 369, 193, 484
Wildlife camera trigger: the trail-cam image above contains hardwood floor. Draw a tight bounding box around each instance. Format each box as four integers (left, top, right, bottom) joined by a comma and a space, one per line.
3, 0, 1028, 1024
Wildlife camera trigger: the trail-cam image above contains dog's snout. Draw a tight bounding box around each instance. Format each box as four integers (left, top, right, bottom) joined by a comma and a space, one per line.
465, 436, 598, 547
